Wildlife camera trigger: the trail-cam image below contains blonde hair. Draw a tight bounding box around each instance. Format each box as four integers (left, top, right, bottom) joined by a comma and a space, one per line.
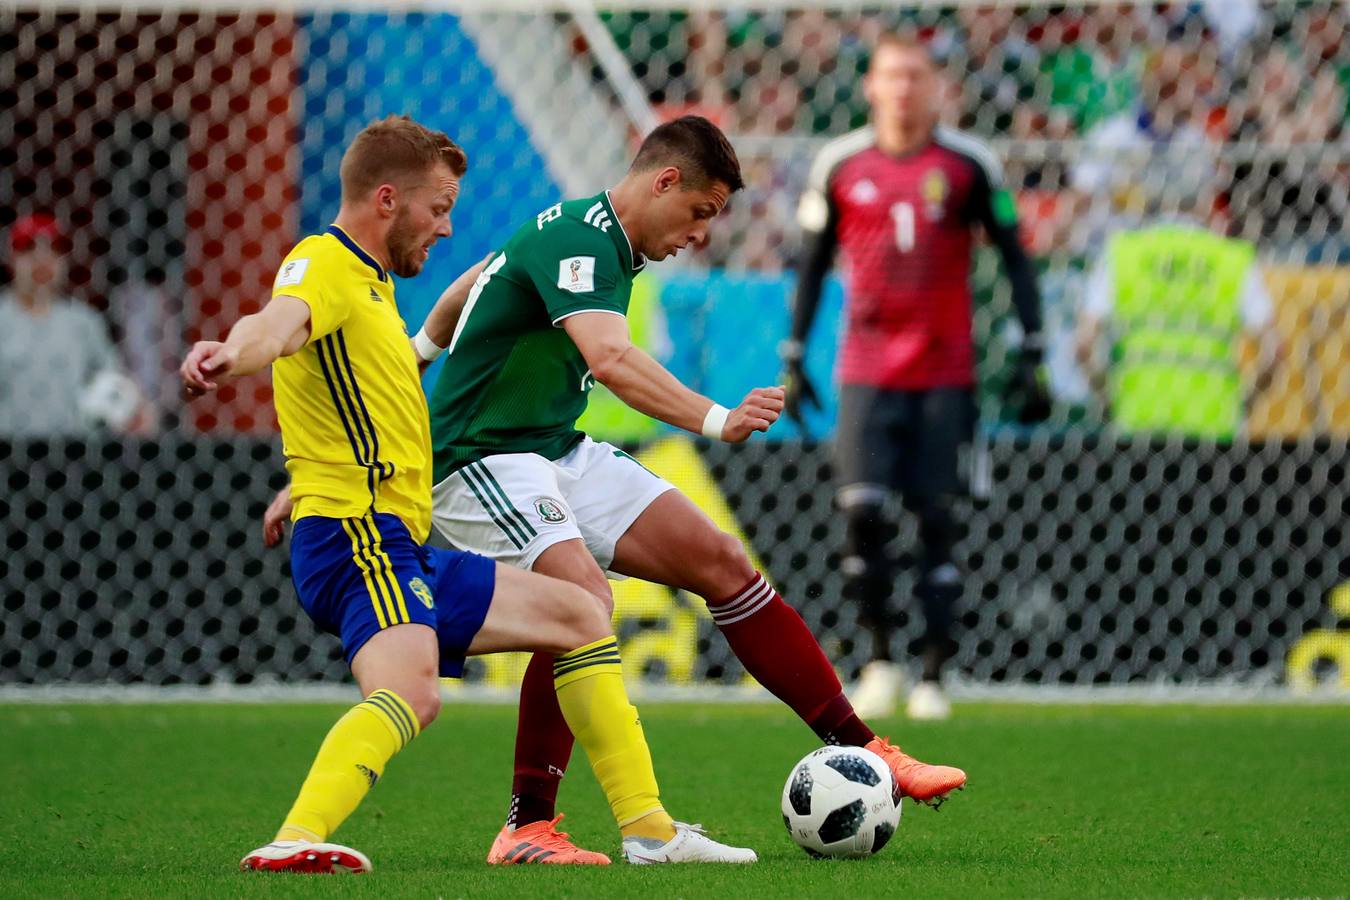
339, 115, 467, 201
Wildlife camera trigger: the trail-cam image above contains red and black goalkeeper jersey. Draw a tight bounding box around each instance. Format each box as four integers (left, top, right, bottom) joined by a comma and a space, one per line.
794, 126, 1039, 390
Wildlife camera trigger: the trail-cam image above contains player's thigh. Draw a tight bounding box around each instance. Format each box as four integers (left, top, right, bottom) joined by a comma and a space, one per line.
430, 454, 585, 569
288, 514, 443, 725
835, 383, 902, 510
290, 513, 441, 665
563, 438, 675, 570
468, 562, 610, 656
609, 489, 753, 596
903, 387, 976, 500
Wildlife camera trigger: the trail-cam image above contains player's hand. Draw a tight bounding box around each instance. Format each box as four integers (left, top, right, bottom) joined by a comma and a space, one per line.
722, 386, 785, 442
1009, 347, 1052, 425
783, 360, 821, 425
180, 341, 239, 400
262, 484, 293, 548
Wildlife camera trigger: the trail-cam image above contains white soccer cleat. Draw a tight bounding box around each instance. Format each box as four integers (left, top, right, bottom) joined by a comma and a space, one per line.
622, 822, 758, 864
906, 681, 952, 721
240, 839, 372, 874
849, 660, 905, 719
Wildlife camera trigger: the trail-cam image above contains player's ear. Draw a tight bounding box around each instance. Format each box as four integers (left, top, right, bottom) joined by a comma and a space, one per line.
375, 183, 398, 218
653, 166, 681, 196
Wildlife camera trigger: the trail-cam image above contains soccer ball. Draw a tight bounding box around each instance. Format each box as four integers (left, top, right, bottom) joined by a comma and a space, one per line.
781, 746, 902, 859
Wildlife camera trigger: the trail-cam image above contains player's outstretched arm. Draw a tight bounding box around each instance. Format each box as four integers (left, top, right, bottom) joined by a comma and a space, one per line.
410, 254, 491, 368
179, 295, 312, 398
563, 311, 784, 442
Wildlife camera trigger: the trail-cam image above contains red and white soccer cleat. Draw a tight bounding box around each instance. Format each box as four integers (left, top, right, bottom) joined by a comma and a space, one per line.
865, 737, 967, 809
487, 814, 611, 865
240, 840, 372, 874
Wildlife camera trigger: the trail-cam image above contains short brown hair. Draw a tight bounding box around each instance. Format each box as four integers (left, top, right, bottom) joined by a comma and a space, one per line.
869, 33, 934, 70
630, 116, 744, 193
339, 115, 468, 201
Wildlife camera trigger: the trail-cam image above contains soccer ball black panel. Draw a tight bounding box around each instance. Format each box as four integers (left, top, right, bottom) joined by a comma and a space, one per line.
873, 821, 896, 853
817, 799, 867, 844
824, 753, 881, 786
788, 765, 814, 816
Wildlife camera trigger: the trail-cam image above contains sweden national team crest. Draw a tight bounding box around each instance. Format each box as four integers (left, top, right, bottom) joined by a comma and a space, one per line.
922, 169, 949, 221
409, 577, 435, 610
534, 497, 569, 524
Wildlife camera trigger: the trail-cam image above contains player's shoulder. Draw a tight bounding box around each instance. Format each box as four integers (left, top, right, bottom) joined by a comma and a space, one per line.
932, 126, 1004, 186
274, 231, 369, 294
281, 232, 340, 263
807, 126, 877, 187
514, 195, 622, 262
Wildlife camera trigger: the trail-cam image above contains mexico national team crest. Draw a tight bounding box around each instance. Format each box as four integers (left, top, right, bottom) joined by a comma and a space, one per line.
409, 577, 434, 610
922, 169, 949, 221
534, 497, 569, 524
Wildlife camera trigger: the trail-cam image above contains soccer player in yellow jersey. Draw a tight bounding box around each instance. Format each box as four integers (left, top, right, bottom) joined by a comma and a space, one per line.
180, 115, 754, 873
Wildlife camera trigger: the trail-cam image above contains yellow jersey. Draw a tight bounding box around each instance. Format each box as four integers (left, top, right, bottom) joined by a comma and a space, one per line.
270, 226, 432, 542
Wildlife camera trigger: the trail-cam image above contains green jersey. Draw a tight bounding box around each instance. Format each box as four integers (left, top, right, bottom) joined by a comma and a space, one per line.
429, 191, 646, 480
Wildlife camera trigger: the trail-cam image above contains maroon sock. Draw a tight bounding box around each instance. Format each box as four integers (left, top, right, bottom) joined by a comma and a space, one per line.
709, 572, 875, 747
507, 651, 575, 827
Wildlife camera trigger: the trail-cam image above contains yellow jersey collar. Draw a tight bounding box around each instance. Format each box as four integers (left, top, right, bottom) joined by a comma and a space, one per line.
327, 225, 388, 283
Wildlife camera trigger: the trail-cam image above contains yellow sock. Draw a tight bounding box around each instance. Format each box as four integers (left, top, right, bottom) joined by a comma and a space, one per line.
274, 688, 420, 842
553, 638, 672, 836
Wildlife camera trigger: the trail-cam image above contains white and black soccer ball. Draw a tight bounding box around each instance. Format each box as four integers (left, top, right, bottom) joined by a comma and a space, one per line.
781, 746, 902, 859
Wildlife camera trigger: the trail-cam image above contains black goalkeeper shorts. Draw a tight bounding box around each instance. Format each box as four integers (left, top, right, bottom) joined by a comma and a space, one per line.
833, 384, 976, 506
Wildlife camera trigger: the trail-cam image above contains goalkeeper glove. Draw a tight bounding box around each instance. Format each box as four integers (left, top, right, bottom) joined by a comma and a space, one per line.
1007, 339, 1052, 425
779, 339, 821, 426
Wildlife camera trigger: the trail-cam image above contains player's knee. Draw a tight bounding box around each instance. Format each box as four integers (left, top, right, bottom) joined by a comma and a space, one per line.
400, 681, 442, 730
554, 583, 613, 650
704, 529, 755, 590
578, 571, 615, 615
540, 580, 615, 650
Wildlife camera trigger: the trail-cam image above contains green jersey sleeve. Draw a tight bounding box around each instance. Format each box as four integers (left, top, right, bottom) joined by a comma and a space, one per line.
518, 224, 626, 325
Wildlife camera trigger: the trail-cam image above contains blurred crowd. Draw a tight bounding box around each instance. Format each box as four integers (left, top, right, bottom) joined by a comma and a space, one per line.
597, 2, 1348, 270
3, 3, 1345, 438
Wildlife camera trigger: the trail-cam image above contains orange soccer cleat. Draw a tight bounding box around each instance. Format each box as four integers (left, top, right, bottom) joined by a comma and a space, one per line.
865, 737, 967, 809
486, 814, 611, 865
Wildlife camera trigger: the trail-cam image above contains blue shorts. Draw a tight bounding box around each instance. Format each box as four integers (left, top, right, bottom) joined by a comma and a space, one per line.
289, 512, 495, 677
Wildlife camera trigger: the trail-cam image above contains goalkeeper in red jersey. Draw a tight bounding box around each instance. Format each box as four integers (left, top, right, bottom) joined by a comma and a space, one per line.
784, 35, 1049, 720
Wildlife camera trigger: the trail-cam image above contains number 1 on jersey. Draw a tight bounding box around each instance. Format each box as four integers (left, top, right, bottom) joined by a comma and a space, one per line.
890, 201, 915, 253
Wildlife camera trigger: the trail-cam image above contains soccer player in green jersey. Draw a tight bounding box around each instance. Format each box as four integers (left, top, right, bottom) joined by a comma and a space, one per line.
410, 117, 968, 865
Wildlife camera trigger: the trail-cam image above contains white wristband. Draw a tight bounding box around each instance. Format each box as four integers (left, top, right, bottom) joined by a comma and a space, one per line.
701, 403, 730, 440
412, 326, 446, 363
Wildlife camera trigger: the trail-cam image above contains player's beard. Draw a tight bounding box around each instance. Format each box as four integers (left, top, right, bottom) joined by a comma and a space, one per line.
386, 210, 426, 278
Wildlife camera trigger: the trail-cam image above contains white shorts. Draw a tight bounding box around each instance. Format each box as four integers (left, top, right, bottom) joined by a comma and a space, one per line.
430, 436, 675, 572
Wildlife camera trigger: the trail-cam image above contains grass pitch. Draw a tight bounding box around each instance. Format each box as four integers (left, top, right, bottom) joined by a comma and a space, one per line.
1, 701, 1346, 898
